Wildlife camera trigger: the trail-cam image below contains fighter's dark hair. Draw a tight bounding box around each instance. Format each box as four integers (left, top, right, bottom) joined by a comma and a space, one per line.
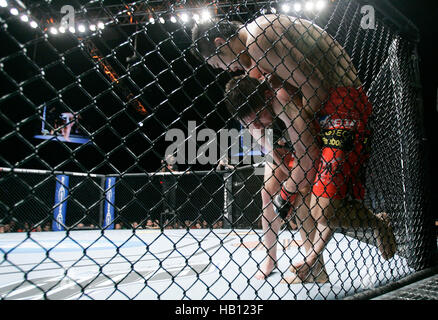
225, 75, 271, 122
191, 19, 243, 60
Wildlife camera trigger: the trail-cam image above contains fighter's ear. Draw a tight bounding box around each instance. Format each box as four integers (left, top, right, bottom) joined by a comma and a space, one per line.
264, 89, 274, 100
214, 37, 226, 48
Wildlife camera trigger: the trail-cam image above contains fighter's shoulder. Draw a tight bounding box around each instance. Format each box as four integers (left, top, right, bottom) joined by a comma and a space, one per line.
246, 15, 289, 49
246, 14, 317, 44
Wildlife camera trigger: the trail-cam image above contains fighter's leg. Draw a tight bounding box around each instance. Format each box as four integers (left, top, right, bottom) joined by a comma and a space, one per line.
285, 137, 350, 282
324, 199, 397, 260
314, 139, 397, 260
269, 149, 327, 281
254, 161, 288, 280
282, 193, 332, 283
285, 195, 397, 283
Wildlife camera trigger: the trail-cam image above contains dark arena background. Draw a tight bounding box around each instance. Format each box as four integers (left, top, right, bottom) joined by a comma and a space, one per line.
0, 0, 437, 302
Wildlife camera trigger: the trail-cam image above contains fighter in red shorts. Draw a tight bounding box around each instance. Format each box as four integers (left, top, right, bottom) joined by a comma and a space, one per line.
195, 13, 396, 282
312, 87, 372, 201
225, 76, 397, 283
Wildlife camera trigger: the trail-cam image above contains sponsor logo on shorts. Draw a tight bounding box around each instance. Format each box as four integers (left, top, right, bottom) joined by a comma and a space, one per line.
320, 129, 354, 151
319, 116, 357, 129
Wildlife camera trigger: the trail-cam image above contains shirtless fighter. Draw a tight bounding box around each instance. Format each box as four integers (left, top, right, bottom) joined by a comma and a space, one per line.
192, 14, 397, 283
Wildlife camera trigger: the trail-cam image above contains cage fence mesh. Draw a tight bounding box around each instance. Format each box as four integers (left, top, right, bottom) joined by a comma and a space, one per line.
0, 0, 435, 300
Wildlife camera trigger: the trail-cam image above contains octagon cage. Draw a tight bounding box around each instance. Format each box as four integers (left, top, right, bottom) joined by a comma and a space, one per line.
0, 0, 435, 300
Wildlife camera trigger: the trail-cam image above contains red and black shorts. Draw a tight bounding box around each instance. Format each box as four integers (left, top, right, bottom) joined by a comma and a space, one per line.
312, 87, 373, 200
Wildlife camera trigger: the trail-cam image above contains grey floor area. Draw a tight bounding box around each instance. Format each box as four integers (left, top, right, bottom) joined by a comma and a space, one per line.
0, 228, 413, 300
372, 272, 438, 300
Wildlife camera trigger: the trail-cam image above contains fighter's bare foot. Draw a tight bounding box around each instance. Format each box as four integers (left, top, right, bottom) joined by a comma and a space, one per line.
281, 268, 329, 284
375, 212, 397, 260
289, 261, 304, 273
254, 259, 277, 280
285, 259, 329, 284
289, 261, 302, 274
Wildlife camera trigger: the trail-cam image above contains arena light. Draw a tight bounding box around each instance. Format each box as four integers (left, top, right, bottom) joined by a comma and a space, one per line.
58, 26, 66, 33
170, 16, 177, 23
20, 14, 28, 22
294, 3, 302, 12
149, 17, 155, 24
179, 12, 189, 23
29, 21, 38, 29
281, 4, 290, 13
0, 0, 7, 8
49, 27, 58, 35
68, 26, 76, 33
192, 13, 200, 23
10, 7, 18, 15
271, 7, 277, 14
159, 17, 165, 24
97, 21, 105, 29
200, 9, 211, 23
316, 0, 326, 10
305, 1, 315, 11
78, 24, 86, 33
89, 24, 96, 31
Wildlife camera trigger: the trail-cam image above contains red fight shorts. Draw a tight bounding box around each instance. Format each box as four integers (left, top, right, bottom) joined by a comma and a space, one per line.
312, 87, 372, 200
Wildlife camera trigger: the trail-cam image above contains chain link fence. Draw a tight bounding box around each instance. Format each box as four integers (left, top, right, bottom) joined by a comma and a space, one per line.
0, 0, 435, 300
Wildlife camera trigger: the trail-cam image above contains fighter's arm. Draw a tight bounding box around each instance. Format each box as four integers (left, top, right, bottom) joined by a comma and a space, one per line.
278, 106, 319, 194
269, 101, 319, 219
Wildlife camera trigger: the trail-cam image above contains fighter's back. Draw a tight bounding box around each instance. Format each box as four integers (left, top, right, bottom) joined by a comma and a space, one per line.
245, 14, 362, 90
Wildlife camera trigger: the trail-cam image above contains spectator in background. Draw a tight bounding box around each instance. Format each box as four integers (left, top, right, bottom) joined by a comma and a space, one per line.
18, 222, 30, 232
216, 157, 235, 171
31, 225, 42, 232
60, 112, 82, 142
0, 223, 5, 233
164, 222, 173, 230
145, 219, 159, 229
161, 154, 179, 173
9, 220, 18, 232
161, 154, 178, 219
163, 219, 174, 230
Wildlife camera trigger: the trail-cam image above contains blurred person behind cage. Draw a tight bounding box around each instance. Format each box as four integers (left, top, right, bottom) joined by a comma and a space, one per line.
161, 154, 178, 220
216, 156, 235, 171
